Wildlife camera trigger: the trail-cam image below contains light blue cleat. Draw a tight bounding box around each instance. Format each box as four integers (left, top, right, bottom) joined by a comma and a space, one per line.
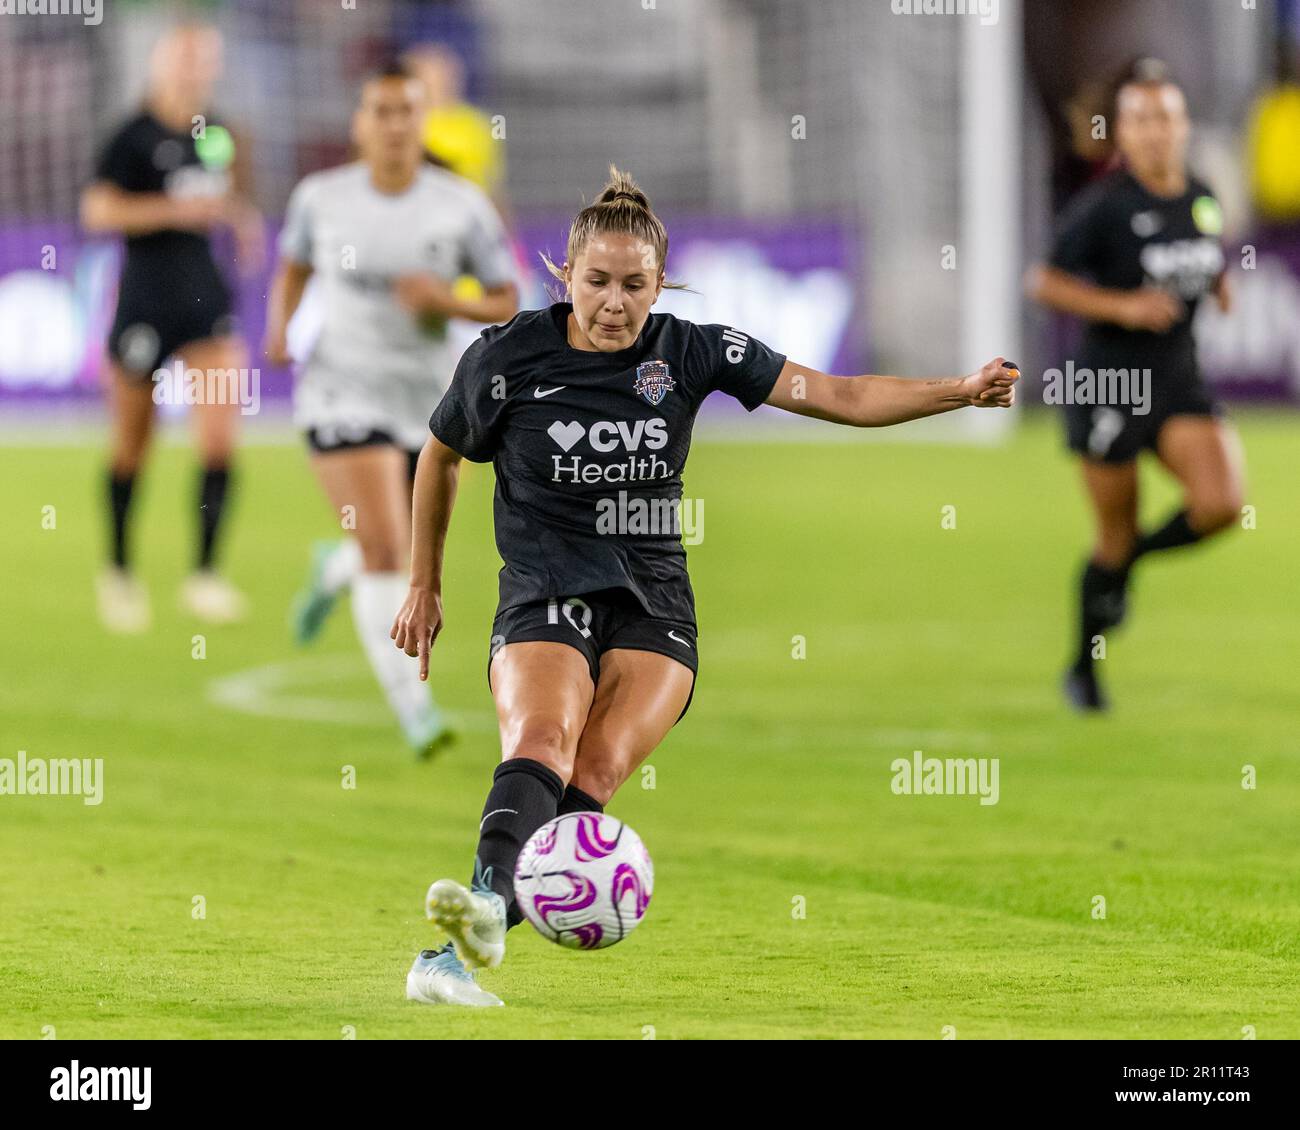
405, 943, 503, 1008
290, 540, 348, 646
402, 702, 457, 762
425, 877, 507, 970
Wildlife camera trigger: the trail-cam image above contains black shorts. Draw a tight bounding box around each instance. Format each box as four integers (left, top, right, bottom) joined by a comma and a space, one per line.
488, 587, 699, 723
304, 428, 422, 483
108, 269, 236, 379
1063, 382, 1221, 464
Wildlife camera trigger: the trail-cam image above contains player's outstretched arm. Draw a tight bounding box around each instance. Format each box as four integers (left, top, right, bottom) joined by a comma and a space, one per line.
80, 182, 229, 237
392, 277, 519, 324
1024, 264, 1183, 333
764, 357, 1018, 427
263, 259, 313, 366
391, 436, 462, 681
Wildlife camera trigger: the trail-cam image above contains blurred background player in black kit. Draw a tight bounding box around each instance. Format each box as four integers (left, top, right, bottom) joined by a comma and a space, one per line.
81, 23, 262, 633
1027, 61, 1246, 711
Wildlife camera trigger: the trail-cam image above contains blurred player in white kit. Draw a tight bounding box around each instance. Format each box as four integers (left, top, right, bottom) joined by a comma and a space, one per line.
264, 61, 518, 756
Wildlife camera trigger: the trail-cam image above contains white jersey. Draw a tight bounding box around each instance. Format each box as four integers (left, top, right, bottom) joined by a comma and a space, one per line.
279, 161, 515, 450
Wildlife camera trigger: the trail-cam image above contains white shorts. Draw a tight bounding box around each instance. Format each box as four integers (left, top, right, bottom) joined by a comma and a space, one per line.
293, 360, 444, 454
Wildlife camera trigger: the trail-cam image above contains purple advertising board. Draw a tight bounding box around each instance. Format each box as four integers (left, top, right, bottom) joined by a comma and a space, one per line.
1196, 229, 1300, 402
4, 215, 1299, 409
0, 213, 863, 409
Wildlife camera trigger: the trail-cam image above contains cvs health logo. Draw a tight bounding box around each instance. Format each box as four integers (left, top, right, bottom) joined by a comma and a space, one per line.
547, 418, 668, 453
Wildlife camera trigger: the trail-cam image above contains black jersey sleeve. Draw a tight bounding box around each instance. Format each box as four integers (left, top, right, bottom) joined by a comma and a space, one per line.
94, 120, 149, 192
427, 336, 505, 462
697, 323, 787, 411
1048, 181, 1112, 278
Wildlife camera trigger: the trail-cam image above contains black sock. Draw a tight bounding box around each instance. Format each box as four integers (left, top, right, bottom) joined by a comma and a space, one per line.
107, 470, 136, 569
1129, 509, 1201, 564
1075, 560, 1127, 668
556, 784, 604, 816
472, 758, 564, 930
197, 465, 232, 570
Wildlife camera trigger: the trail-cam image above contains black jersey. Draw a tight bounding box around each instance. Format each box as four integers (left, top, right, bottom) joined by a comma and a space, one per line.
1048, 169, 1226, 381
94, 110, 234, 289
428, 302, 787, 622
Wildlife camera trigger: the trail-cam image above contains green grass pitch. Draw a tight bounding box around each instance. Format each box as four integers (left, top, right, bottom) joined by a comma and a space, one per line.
2, 412, 1297, 1039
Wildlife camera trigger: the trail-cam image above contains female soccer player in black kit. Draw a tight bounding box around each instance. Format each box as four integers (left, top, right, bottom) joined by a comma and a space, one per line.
1027, 70, 1245, 711
391, 167, 1018, 1007
81, 24, 262, 632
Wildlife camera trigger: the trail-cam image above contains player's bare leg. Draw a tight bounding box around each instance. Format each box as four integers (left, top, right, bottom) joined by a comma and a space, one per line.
180, 334, 248, 623
567, 649, 695, 804
1152, 415, 1246, 541
312, 442, 450, 755
98, 361, 157, 632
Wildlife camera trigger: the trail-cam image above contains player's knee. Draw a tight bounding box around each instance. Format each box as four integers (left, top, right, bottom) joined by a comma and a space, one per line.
111, 452, 145, 477
1189, 492, 1241, 535
356, 539, 402, 573
196, 436, 236, 466
569, 753, 633, 806
501, 718, 580, 769
1096, 528, 1137, 567
111, 430, 152, 474
111, 436, 153, 475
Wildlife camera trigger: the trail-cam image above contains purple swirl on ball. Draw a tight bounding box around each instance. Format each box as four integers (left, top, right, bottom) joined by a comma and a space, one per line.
573, 813, 620, 862
572, 923, 604, 949
531, 871, 597, 927
532, 820, 559, 857
611, 862, 650, 919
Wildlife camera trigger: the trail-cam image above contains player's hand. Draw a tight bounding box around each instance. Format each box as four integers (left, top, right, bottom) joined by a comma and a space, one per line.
1214, 272, 1232, 315
393, 273, 460, 318
263, 331, 293, 368
1117, 287, 1183, 333
170, 194, 229, 231
959, 357, 1019, 408
391, 585, 443, 682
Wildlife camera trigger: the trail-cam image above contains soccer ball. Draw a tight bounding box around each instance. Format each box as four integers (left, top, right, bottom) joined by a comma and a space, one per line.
514, 813, 653, 950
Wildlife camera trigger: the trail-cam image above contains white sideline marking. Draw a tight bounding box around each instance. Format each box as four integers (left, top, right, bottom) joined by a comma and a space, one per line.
207, 655, 495, 731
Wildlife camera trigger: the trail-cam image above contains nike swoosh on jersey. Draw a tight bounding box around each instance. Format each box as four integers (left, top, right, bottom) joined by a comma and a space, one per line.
533, 386, 566, 398
666, 630, 693, 648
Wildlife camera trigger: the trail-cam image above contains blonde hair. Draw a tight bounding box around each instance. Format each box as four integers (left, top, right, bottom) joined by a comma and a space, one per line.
540, 166, 688, 296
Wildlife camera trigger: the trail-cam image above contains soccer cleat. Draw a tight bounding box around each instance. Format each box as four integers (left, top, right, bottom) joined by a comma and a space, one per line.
405, 943, 503, 1008
179, 570, 249, 624
425, 878, 507, 970
96, 567, 152, 634
1064, 662, 1109, 713
401, 703, 456, 761
290, 541, 345, 646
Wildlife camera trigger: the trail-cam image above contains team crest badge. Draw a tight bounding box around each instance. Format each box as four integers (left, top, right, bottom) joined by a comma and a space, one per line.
633, 359, 675, 406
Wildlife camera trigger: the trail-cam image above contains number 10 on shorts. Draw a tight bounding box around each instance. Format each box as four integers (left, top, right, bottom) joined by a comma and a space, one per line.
547, 597, 593, 638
